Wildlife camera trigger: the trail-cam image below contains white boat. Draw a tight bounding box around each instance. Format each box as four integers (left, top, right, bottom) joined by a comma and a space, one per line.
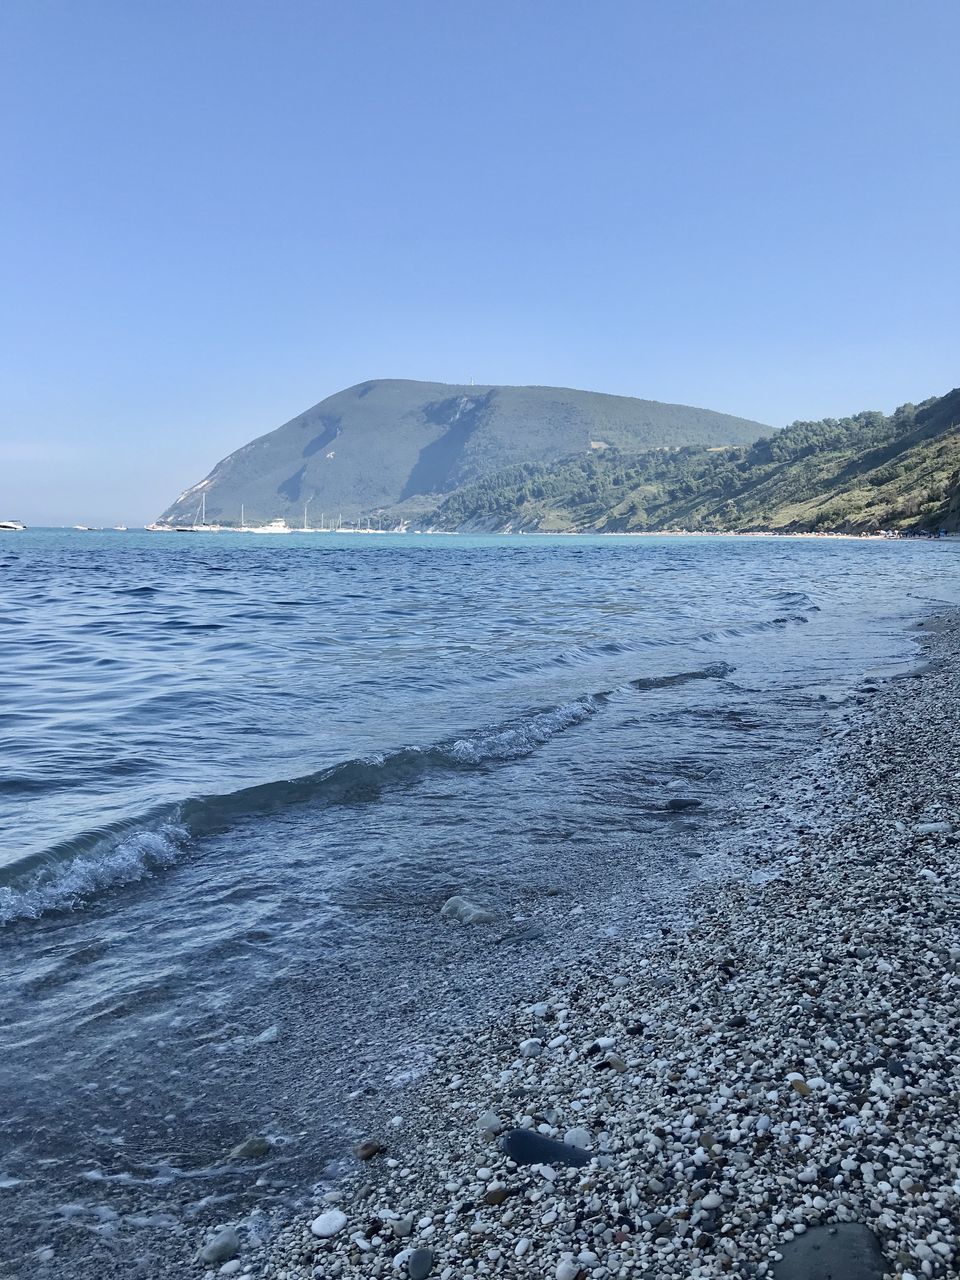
0, 519, 25, 531
112, 525, 128, 532
246, 518, 292, 534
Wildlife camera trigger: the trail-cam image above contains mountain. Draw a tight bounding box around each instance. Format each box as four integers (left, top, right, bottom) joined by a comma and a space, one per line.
432, 387, 960, 534
155, 380, 770, 527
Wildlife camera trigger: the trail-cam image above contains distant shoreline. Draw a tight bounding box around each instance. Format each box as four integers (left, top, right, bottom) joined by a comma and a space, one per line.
25, 525, 958, 541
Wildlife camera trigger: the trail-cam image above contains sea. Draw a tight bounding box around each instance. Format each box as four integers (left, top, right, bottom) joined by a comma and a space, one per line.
1, 528, 958, 1275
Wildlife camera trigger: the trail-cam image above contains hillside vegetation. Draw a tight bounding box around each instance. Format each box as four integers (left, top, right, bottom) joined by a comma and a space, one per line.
157, 380, 768, 527
431, 387, 960, 535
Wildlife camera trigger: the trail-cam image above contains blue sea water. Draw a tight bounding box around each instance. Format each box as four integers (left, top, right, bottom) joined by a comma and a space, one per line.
0, 529, 957, 1272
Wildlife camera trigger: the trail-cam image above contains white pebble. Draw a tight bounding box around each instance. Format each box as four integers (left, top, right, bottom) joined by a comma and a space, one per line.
310, 1209, 348, 1238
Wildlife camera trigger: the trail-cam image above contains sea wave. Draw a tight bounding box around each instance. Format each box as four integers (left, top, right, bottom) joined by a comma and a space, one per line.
630, 661, 735, 690
0, 824, 187, 926
0, 662, 734, 925
700, 614, 811, 642
443, 696, 603, 764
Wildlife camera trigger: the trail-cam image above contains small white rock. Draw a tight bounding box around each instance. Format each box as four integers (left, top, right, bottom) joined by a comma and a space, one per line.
563, 1127, 592, 1149
310, 1209, 348, 1238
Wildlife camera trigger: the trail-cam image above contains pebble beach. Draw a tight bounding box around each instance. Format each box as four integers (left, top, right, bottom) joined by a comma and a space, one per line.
231, 612, 960, 1280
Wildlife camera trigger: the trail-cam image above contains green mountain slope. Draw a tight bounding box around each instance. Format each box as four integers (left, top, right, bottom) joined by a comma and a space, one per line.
432, 387, 960, 534
156, 380, 769, 527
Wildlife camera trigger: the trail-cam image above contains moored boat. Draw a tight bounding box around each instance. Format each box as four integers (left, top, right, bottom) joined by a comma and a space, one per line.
246, 518, 292, 534
174, 493, 221, 532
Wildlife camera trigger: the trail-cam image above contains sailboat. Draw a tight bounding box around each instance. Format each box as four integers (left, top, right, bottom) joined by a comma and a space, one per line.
175, 492, 220, 532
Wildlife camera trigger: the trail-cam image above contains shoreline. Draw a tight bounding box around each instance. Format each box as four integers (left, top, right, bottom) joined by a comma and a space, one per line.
21, 527, 960, 541
243, 611, 959, 1280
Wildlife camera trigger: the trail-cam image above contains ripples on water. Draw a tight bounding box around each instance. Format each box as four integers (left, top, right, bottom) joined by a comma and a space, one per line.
0, 530, 957, 1274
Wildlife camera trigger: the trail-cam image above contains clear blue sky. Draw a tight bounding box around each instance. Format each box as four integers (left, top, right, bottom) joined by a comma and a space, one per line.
1, 0, 957, 525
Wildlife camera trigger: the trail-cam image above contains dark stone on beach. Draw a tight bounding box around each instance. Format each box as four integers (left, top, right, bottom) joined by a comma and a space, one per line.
667, 797, 703, 811
354, 1140, 383, 1161
407, 1248, 434, 1280
773, 1224, 885, 1280
497, 922, 545, 945
501, 1128, 591, 1167
484, 1187, 512, 1206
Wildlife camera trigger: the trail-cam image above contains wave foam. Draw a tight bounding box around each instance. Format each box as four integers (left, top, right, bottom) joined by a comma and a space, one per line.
443, 697, 602, 765
0, 824, 187, 925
